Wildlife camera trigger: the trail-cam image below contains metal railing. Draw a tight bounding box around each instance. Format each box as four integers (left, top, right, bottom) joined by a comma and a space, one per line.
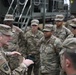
18, 0, 28, 22
6, 0, 15, 14
21, 5, 31, 28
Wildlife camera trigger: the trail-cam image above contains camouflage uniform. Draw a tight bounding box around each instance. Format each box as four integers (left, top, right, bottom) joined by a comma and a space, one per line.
66, 18, 76, 38
39, 25, 62, 75
59, 38, 76, 75
54, 15, 72, 42
65, 15, 75, 28
24, 30, 43, 75
53, 25, 72, 42
3, 25, 24, 71
3, 14, 24, 70
0, 25, 26, 75
0, 48, 27, 75
24, 19, 44, 75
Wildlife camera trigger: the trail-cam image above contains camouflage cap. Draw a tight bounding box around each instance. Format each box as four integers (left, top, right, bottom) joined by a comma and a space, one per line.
31, 19, 39, 26
4, 14, 14, 21
70, 15, 75, 19
43, 24, 53, 32
60, 38, 76, 55
70, 18, 76, 27
55, 14, 64, 21
0, 24, 13, 36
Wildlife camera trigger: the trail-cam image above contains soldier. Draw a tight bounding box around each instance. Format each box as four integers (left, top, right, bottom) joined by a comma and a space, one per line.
23, 19, 44, 75
3, 14, 24, 70
39, 24, 62, 75
0, 24, 34, 75
66, 18, 76, 38
3, 14, 24, 52
59, 38, 76, 75
53, 14, 72, 42
65, 15, 75, 28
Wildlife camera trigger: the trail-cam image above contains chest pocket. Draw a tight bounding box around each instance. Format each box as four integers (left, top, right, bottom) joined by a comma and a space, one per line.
45, 44, 54, 54
59, 31, 66, 39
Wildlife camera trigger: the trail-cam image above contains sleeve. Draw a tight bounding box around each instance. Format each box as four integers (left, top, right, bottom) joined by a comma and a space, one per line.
12, 63, 27, 75
4, 52, 12, 56
54, 38, 62, 53
17, 32, 28, 58
65, 27, 72, 36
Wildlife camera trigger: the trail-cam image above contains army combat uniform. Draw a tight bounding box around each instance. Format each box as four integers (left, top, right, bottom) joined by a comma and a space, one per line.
53, 25, 72, 42
66, 18, 76, 38
3, 14, 24, 71
0, 24, 27, 75
59, 38, 76, 75
24, 29, 43, 75
39, 25, 62, 75
39, 35, 62, 75
23, 19, 44, 75
53, 15, 72, 42
0, 48, 27, 75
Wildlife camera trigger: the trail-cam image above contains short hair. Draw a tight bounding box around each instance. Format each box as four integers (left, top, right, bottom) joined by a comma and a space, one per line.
64, 51, 76, 69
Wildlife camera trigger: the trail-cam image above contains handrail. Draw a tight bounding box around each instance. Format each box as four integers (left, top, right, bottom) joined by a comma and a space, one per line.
6, 0, 15, 14
12, 4, 18, 15
18, 0, 28, 22
23, 16, 31, 31
21, 5, 31, 28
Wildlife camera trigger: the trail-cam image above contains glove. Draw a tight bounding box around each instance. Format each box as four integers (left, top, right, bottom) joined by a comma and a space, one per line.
22, 57, 34, 67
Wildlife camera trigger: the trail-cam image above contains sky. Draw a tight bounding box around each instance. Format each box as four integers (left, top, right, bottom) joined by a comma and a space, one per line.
64, 0, 70, 5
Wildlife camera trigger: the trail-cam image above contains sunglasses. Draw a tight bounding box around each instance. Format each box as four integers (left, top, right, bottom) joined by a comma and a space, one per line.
71, 27, 76, 29
56, 20, 62, 22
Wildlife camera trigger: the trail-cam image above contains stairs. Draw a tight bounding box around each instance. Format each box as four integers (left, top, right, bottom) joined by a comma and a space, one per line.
6, 0, 31, 29
6, 0, 69, 29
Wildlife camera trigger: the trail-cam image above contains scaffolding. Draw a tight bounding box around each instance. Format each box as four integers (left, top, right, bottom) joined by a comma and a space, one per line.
5, 0, 69, 28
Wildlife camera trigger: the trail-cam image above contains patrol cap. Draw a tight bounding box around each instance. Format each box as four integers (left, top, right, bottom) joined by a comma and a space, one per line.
4, 14, 14, 21
55, 14, 64, 21
43, 24, 53, 32
70, 18, 76, 27
31, 19, 39, 26
70, 15, 75, 19
60, 38, 76, 55
0, 24, 13, 36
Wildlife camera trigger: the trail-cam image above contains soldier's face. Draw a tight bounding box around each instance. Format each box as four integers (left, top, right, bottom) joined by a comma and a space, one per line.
4, 21, 13, 27
56, 21, 63, 27
71, 27, 76, 35
31, 25, 38, 31
43, 31, 52, 38
0, 35, 12, 46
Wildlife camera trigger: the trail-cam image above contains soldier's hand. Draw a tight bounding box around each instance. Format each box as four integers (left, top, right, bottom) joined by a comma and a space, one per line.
22, 57, 34, 67
11, 51, 21, 56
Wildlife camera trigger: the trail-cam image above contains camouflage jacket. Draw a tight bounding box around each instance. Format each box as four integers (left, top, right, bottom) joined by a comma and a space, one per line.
2, 25, 24, 70
53, 25, 72, 42
39, 35, 62, 73
24, 30, 44, 57
0, 47, 26, 75
3, 25, 23, 52
66, 33, 76, 39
